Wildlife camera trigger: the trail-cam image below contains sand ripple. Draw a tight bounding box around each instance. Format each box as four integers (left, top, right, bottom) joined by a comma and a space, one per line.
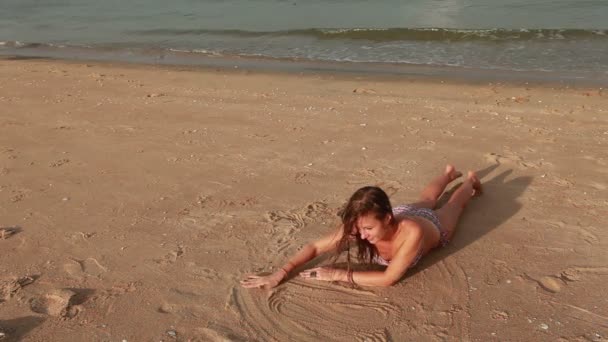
229, 280, 398, 341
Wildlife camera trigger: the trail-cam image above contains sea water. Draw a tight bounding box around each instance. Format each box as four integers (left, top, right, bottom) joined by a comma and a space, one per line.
1, 0, 607, 81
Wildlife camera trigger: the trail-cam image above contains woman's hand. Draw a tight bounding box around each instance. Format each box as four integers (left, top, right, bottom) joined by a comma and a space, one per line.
240, 270, 286, 289
300, 267, 345, 282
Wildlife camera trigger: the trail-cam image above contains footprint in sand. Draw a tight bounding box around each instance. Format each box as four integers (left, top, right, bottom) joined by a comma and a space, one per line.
546, 175, 573, 187
524, 265, 608, 293
183, 262, 220, 280
1, 148, 18, 160
264, 202, 330, 257
30, 289, 77, 317
266, 202, 329, 226
156, 286, 212, 319
0, 276, 35, 302
294, 172, 310, 184
419, 140, 437, 151
10, 191, 25, 203
63, 258, 107, 279
49, 158, 70, 167
375, 180, 402, 196
582, 155, 607, 167
528, 218, 599, 246
484, 152, 551, 170
155, 245, 185, 265
179, 211, 234, 232
588, 181, 607, 190
415, 259, 472, 339
579, 229, 599, 245
491, 310, 509, 320
484, 259, 513, 285
191, 194, 259, 211
0, 227, 19, 240
347, 169, 379, 185
559, 266, 608, 283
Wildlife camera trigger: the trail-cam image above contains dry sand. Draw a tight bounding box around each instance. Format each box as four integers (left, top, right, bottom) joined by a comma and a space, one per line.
0, 58, 607, 341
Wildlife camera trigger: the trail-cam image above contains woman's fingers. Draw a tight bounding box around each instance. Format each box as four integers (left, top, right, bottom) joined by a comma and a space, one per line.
241, 278, 264, 288
242, 283, 263, 289
240, 276, 261, 284
241, 273, 280, 287
299, 269, 312, 277
243, 274, 262, 279
241, 281, 261, 288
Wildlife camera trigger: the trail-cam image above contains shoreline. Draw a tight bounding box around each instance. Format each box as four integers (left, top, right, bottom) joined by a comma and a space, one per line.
2, 45, 608, 88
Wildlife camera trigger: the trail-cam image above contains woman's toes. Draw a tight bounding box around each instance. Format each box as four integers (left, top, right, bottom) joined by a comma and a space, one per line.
467, 171, 483, 195
445, 164, 455, 175
445, 164, 462, 180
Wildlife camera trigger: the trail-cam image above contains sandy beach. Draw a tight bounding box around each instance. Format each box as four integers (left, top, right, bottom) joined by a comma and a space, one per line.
0, 58, 607, 341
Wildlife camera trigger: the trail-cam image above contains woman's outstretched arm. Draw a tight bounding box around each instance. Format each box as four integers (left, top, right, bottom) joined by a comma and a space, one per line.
240, 227, 343, 289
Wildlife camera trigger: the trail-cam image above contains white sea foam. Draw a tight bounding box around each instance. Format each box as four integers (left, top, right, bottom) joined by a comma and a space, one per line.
0, 41, 27, 48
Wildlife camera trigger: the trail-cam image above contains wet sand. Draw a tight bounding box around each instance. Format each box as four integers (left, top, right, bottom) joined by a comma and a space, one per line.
0, 58, 607, 341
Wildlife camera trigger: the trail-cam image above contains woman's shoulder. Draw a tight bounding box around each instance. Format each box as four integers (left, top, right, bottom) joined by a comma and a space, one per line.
395, 219, 424, 242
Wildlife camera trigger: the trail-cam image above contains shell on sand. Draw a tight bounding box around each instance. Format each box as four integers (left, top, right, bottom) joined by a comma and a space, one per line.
538, 276, 562, 293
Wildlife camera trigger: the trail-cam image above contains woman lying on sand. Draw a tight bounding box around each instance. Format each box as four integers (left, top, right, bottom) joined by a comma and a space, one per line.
241, 164, 482, 288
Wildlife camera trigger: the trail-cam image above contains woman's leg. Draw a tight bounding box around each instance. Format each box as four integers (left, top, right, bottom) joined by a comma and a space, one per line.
436, 171, 482, 241
411, 164, 462, 209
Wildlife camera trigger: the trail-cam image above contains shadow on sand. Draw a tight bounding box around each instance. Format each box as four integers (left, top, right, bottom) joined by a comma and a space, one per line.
0, 316, 45, 342
408, 164, 533, 277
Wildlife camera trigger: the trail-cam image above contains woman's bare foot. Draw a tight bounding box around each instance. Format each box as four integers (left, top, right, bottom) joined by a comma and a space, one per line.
467, 171, 483, 196
445, 164, 463, 182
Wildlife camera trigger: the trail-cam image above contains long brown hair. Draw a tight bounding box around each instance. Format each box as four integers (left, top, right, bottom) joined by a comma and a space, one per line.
336, 186, 394, 265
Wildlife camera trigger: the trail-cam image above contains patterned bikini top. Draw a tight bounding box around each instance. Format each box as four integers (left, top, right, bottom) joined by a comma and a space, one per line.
372, 205, 424, 267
